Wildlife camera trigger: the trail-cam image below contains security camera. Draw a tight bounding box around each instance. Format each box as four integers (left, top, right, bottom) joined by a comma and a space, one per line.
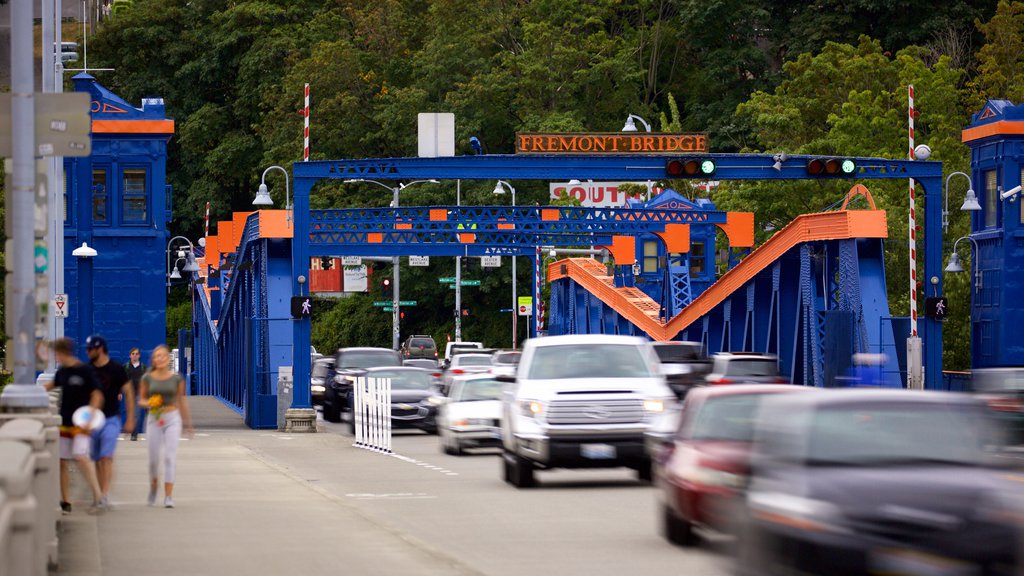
1001, 185, 1023, 201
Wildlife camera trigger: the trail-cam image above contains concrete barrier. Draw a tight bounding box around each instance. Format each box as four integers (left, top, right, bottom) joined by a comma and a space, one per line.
0, 419, 56, 573
0, 441, 37, 576
353, 377, 391, 453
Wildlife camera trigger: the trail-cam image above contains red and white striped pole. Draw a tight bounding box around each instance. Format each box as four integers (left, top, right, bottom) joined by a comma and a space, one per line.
303, 83, 310, 161
908, 85, 917, 338
203, 201, 210, 241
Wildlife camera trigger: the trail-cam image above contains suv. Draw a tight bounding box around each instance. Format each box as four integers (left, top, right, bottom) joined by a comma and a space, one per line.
704, 352, 784, 385
498, 334, 676, 487
401, 335, 437, 360
443, 341, 483, 367
322, 347, 402, 422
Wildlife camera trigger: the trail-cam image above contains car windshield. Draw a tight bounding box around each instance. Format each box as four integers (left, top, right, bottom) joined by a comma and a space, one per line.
340, 351, 401, 368
456, 355, 492, 367
689, 393, 767, 441
454, 378, 503, 401
806, 402, 995, 466
656, 345, 702, 363
369, 369, 434, 391
723, 359, 778, 376
527, 344, 653, 379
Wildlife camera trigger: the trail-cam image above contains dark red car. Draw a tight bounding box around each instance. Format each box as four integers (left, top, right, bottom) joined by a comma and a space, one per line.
654, 384, 815, 546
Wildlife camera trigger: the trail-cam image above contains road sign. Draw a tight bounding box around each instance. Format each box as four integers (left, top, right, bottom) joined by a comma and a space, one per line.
461, 280, 481, 286
0, 93, 91, 157
518, 296, 533, 316
481, 256, 501, 267
438, 277, 456, 283
342, 256, 362, 266
375, 300, 417, 307
409, 256, 429, 266
53, 293, 68, 318
373, 301, 390, 307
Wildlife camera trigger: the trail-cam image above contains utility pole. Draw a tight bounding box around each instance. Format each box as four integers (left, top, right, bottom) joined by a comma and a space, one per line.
454, 180, 462, 341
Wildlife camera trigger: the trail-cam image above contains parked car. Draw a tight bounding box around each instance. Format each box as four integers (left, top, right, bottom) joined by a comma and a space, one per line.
738, 389, 1021, 576
441, 353, 493, 394
704, 352, 785, 385
309, 356, 335, 406
348, 366, 440, 434
443, 341, 483, 366
652, 341, 711, 400
437, 374, 505, 455
322, 347, 401, 423
655, 384, 816, 546
401, 335, 438, 360
491, 350, 521, 377
498, 334, 676, 487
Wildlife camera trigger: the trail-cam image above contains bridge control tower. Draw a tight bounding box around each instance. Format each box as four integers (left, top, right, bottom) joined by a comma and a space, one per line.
962, 100, 1024, 368
62, 74, 175, 360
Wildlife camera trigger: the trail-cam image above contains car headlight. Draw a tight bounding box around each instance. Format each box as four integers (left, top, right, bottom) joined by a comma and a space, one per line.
643, 399, 666, 413
519, 399, 544, 418
425, 396, 444, 406
679, 466, 745, 489
747, 492, 849, 534
452, 418, 492, 429
311, 385, 326, 394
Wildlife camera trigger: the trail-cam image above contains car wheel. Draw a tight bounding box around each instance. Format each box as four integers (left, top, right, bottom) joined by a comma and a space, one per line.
636, 459, 653, 483
440, 430, 457, 455
501, 451, 513, 483
662, 503, 697, 546
507, 451, 535, 488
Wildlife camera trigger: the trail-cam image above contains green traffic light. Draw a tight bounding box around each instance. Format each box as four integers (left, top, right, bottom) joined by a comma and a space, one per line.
841, 159, 856, 174
700, 160, 716, 175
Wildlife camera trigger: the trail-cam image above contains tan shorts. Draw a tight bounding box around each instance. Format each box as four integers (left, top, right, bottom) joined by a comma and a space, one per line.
59, 433, 91, 460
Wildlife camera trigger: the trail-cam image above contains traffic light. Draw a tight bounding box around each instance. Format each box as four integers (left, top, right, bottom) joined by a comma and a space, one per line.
320, 257, 333, 270
381, 278, 392, 297
805, 158, 857, 177
666, 158, 716, 178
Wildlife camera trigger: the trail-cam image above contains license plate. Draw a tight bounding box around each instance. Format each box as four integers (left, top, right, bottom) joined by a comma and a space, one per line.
581, 443, 616, 460
870, 548, 977, 576
489, 429, 502, 439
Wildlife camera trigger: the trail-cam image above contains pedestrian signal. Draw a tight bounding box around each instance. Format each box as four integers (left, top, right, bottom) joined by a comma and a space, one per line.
666, 158, 716, 178
805, 158, 857, 177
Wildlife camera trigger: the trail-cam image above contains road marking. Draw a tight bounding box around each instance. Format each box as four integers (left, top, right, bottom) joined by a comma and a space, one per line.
387, 453, 459, 476
345, 492, 436, 500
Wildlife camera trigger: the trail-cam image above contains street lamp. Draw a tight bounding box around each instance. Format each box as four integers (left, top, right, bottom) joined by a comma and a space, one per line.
253, 165, 292, 224
166, 236, 199, 291
493, 180, 518, 349
945, 235, 982, 293
346, 178, 439, 350
944, 172, 981, 232
621, 114, 652, 132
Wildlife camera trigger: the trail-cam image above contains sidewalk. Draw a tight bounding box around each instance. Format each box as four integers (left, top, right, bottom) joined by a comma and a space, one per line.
55, 397, 478, 576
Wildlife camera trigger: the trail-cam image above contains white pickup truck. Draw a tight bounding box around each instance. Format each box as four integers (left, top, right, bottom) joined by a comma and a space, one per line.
497, 334, 677, 487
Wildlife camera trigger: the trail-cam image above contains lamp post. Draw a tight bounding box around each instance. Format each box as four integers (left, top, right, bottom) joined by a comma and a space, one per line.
253, 165, 292, 225
943, 172, 982, 232
493, 180, 517, 349
945, 236, 982, 294
166, 236, 199, 291
348, 178, 438, 349
71, 242, 97, 362
622, 114, 652, 132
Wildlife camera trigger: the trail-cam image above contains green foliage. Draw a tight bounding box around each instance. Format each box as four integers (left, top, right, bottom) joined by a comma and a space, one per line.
166, 299, 192, 348
975, 0, 1024, 104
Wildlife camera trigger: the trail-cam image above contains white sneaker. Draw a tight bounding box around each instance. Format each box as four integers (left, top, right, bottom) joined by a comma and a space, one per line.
163, 496, 174, 509
147, 489, 157, 507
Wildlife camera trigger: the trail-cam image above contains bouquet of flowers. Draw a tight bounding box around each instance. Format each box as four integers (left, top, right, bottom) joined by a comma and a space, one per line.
147, 394, 165, 426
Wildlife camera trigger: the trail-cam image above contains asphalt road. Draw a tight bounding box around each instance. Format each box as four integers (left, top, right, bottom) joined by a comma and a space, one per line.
246, 410, 735, 576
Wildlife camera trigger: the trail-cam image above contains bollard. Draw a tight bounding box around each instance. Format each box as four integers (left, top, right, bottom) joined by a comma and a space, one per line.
0, 419, 54, 575
0, 441, 37, 576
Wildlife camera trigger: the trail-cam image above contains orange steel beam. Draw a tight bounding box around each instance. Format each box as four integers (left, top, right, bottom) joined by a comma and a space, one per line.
550, 209, 888, 341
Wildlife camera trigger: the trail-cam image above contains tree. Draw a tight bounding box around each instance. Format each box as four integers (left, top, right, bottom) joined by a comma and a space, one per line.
974, 0, 1024, 105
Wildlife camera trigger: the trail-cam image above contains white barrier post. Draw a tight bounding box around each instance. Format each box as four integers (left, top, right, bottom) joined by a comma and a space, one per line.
352, 377, 392, 453
384, 377, 392, 454
353, 377, 364, 447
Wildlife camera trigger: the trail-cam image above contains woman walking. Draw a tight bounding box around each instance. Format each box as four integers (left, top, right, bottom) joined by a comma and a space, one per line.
137, 345, 193, 508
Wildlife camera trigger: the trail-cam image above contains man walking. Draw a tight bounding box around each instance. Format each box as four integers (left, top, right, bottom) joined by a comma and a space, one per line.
125, 347, 146, 440
43, 338, 105, 514
85, 335, 135, 508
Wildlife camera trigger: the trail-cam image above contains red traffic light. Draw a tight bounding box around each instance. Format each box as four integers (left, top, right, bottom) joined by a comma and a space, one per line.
382, 278, 391, 287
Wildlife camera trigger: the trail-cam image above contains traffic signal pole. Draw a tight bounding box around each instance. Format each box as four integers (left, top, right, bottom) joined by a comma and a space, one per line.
392, 185, 400, 350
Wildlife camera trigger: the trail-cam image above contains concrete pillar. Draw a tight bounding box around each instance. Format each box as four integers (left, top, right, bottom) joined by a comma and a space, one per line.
0, 441, 37, 576
0, 419, 57, 573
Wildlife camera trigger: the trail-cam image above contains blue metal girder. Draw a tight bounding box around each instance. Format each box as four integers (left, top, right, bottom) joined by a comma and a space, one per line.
293, 154, 942, 183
